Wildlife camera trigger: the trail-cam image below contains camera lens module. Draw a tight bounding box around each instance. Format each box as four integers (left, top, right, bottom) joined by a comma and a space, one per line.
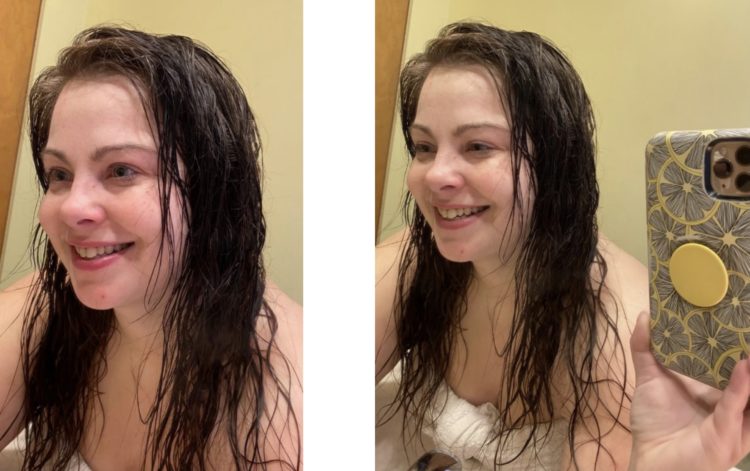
737, 145, 750, 166
705, 138, 750, 199
736, 172, 750, 192
713, 159, 733, 179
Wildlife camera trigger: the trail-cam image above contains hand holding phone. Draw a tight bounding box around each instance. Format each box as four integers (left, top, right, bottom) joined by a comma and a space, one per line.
629, 311, 750, 471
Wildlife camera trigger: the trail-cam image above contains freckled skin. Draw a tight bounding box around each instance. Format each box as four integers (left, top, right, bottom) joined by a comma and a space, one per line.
38, 75, 185, 314
406, 65, 532, 269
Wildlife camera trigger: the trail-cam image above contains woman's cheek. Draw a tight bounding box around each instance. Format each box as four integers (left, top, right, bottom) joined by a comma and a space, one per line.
37, 196, 55, 234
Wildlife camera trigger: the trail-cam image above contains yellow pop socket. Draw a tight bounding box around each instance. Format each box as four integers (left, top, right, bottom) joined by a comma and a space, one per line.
668, 243, 728, 308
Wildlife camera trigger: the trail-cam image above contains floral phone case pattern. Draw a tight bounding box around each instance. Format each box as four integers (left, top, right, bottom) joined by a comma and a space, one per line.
646, 129, 750, 389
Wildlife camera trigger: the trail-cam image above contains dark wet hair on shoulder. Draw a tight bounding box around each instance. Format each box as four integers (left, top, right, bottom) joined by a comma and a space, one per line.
379, 21, 628, 470
14, 25, 299, 470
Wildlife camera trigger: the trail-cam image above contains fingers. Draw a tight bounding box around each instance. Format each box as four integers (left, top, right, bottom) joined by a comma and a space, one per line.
630, 311, 662, 387
630, 311, 651, 354
712, 357, 750, 439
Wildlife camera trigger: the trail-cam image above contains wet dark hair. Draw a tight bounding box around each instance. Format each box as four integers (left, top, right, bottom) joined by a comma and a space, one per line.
15, 26, 299, 470
380, 22, 628, 469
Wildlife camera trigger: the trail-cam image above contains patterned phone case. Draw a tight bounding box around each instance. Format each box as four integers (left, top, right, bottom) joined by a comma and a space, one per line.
646, 129, 750, 388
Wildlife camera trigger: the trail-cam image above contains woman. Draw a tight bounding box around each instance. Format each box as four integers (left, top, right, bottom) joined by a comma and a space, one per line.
0, 27, 301, 470
376, 20, 750, 471
375, 22, 647, 470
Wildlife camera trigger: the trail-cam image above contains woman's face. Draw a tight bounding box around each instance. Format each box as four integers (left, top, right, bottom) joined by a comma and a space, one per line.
38, 74, 184, 313
406, 64, 532, 267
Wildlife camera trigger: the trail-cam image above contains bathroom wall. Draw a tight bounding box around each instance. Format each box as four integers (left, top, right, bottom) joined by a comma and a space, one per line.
378, 0, 750, 267
0, 0, 303, 302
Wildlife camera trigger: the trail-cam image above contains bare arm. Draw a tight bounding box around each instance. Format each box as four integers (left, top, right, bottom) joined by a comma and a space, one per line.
375, 229, 408, 384
559, 237, 648, 470
0, 273, 35, 451
257, 281, 303, 470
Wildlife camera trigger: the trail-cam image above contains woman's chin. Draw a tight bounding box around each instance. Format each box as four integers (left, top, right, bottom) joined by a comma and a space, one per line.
434, 242, 475, 264
69, 285, 117, 311
76, 297, 115, 311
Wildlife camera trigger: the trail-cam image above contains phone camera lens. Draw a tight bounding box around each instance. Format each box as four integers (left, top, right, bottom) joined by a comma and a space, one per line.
737, 146, 750, 165
736, 173, 750, 192
713, 159, 733, 178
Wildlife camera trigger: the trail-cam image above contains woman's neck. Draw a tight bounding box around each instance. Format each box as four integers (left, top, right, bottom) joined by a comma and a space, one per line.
471, 251, 517, 292
112, 302, 165, 353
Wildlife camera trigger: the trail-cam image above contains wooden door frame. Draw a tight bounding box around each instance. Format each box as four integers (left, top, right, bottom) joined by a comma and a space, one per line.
0, 0, 43, 260
375, 0, 409, 239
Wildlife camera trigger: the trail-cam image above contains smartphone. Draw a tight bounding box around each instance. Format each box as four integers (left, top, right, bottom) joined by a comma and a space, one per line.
646, 128, 750, 389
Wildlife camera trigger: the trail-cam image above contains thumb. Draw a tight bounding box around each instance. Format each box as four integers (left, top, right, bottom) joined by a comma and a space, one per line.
630, 311, 663, 387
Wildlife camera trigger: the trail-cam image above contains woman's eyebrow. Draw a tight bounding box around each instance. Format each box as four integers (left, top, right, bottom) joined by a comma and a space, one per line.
410, 122, 510, 138
41, 144, 157, 163
409, 123, 433, 137
453, 122, 509, 136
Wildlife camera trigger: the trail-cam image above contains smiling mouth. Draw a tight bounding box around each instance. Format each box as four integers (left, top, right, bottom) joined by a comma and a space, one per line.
436, 206, 489, 221
73, 243, 134, 260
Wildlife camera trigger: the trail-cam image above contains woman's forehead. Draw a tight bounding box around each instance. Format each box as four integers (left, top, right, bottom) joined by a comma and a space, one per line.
414, 64, 510, 130
50, 74, 159, 151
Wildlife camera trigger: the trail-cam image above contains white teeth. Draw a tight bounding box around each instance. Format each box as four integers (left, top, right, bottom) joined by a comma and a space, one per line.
437, 206, 486, 220
74, 243, 129, 260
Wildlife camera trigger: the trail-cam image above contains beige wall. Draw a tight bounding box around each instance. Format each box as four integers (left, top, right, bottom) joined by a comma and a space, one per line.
0, 0, 302, 302
379, 0, 750, 266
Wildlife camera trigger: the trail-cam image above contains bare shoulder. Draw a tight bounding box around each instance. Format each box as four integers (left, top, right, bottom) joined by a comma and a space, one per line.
0, 272, 35, 355
0, 273, 38, 451
376, 229, 408, 383
263, 281, 302, 372
0, 271, 38, 353
376, 229, 408, 297
588, 235, 649, 409
597, 235, 649, 328
0, 273, 36, 319
375, 229, 409, 282
557, 237, 648, 470
244, 281, 301, 470
0, 272, 33, 367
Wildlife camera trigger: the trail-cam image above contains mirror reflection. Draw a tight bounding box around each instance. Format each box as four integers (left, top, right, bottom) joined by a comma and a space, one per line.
376, 2, 750, 470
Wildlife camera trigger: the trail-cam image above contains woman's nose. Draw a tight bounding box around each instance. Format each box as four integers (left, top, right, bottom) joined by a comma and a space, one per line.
58, 178, 106, 227
424, 151, 464, 193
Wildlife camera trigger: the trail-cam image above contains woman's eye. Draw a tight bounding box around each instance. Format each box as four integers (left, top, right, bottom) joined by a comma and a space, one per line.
413, 142, 436, 157
45, 168, 71, 185
110, 165, 137, 179
466, 142, 493, 153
